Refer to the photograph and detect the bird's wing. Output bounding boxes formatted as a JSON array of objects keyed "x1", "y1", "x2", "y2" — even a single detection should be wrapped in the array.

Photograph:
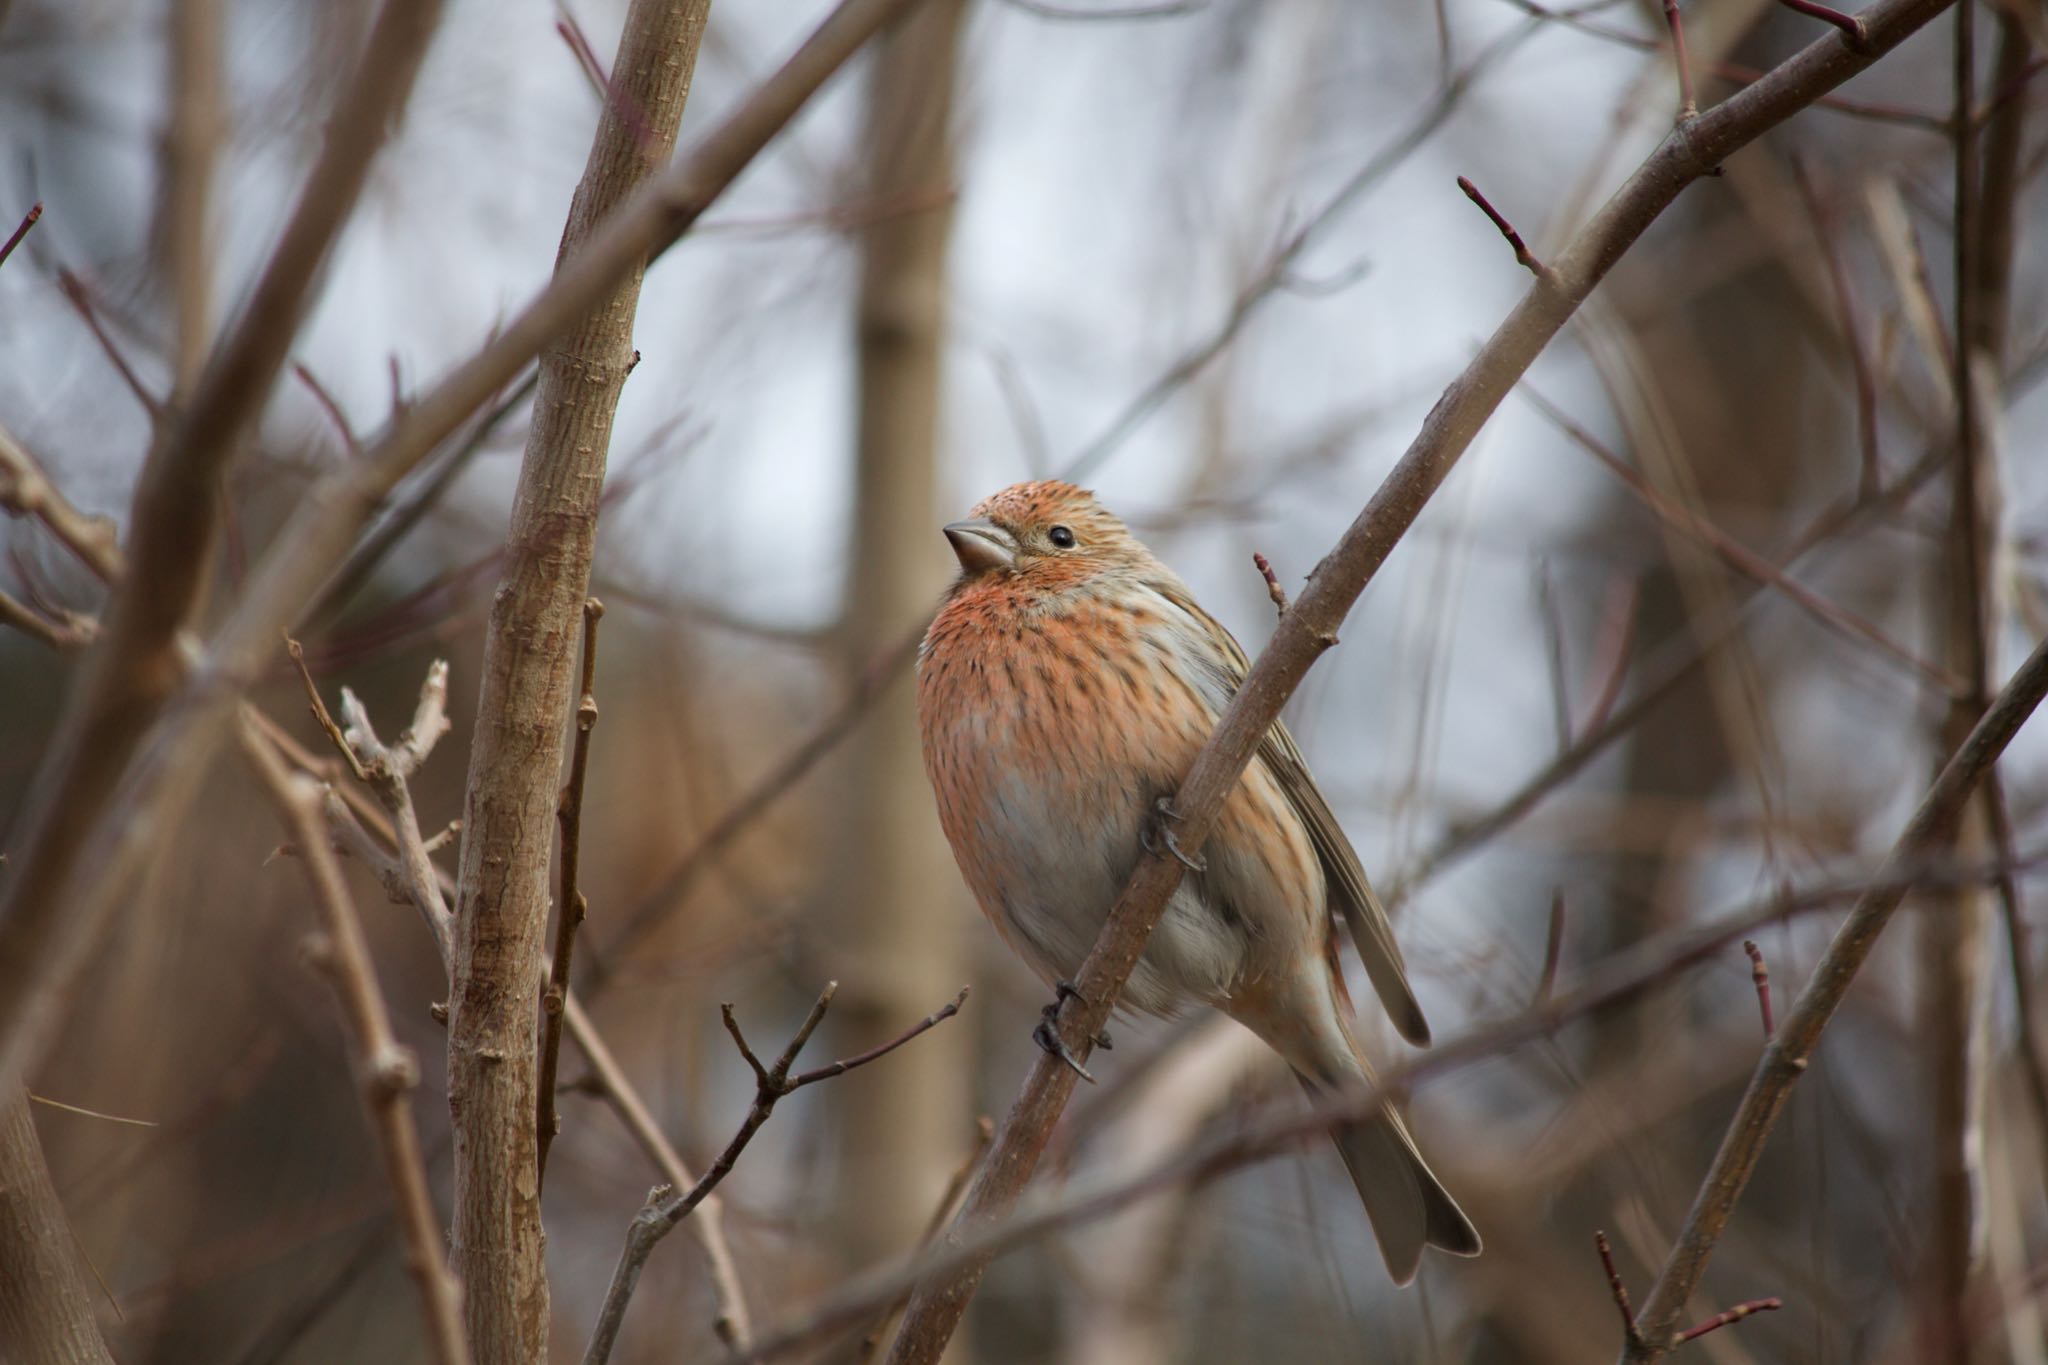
[{"x1": 1145, "y1": 575, "x2": 1431, "y2": 1046}]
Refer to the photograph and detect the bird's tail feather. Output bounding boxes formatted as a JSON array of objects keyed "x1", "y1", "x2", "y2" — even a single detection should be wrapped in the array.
[{"x1": 1295, "y1": 1071, "x2": 1481, "y2": 1284}]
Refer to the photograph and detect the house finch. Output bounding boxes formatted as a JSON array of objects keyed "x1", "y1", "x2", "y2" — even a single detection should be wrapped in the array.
[{"x1": 916, "y1": 480, "x2": 1479, "y2": 1284}]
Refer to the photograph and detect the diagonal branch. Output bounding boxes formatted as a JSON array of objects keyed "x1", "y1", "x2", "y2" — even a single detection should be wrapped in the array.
[{"x1": 881, "y1": 0, "x2": 1970, "y2": 1356}]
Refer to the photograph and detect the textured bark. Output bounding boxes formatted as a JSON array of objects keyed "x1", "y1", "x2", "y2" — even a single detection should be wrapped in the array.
[
  {"x1": 832, "y1": 0, "x2": 972, "y2": 1283},
  {"x1": 0, "y1": 1088, "x2": 112, "y2": 1365},
  {"x1": 447, "y1": 3, "x2": 710, "y2": 1360}
]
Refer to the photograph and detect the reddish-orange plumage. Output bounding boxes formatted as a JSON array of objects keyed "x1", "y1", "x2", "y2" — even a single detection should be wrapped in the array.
[{"x1": 916, "y1": 481, "x2": 1479, "y2": 1284}]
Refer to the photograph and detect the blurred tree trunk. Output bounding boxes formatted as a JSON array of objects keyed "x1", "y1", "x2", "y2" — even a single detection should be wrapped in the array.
[
  {"x1": 831, "y1": 0, "x2": 972, "y2": 1306},
  {"x1": 0, "y1": 1088, "x2": 111, "y2": 1364}
]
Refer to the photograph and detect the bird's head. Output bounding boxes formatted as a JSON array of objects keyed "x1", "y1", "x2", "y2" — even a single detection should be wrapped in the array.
[{"x1": 941, "y1": 481, "x2": 1143, "y2": 592}]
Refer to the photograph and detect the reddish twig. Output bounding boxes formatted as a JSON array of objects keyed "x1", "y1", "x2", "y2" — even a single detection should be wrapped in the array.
[
  {"x1": 537, "y1": 597, "x2": 604, "y2": 1192},
  {"x1": 1776, "y1": 0, "x2": 1870, "y2": 46},
  {"x1": 55, "y1": 269, "x2": 164, "y2": 419},
  {"x1": 1743, "y1": 939, "x2": 1774, "y2": 1037},
  {"x1": 582, "y1": 983, "x2": 970, "y2": 1365},
  {"x1": 0, "y1": 202, "x2": 42, "y2": 272},
  {"x1": 1596, "y1": 1230, "x2": 1643, "y2": 1348},
  {"x1": 1674, "y1": 1297, "x2": 1783, "y2": 1343},
  {"x1": 1520, "y1": 383, "x2": 1961, "y2": 693},
  {"x1": 292, "y1": 363, "x2": 364, "y2": 457},
  {"x1": 1252, "y1": 552, "x2": 1289, "y2": 616},
  {"x1": 1458, "y1": 175, "x2": 1549, "y2": 277},
  {"x1": 1661, "y1": 0, "x2": 1698, "y2": 120}
]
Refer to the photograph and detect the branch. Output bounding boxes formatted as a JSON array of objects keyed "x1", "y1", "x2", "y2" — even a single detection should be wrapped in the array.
[
  {"x1": 1458, "y1": 174, "x2": 1549, "y2": 277},
  {"x1": 1520, "y1": 383, "x2": 1958, "y2": 691},
  {"x1": 445, "y1": 2, "x2": 709, "y2": 1352},
  {"x1": 0, "y1": 0, "x2": 928, "y2": 1109},
  {"x1": 1742, "y1": 940, "x2": 1774, "y2": 1036},
  {"x1": 0, "y1": 0, "x2": 445, "y2": 1098},
  {"x1": 884, "y1": 0, "x2": 1964, "y2": 1355},
  {"x1": 732, "y1": 850, "x2": 2048, "y2": 1363},
  {"x1": 582, "y1": 984, "x2": 969, "y2": 1365},
  {"x1": 237, "y1": 717, "x2": 470, "y2": 1365},
  {"x1": 538, "y1": 597, "x2": 603, "y2": 1190},
  {"x1": 0, "y1": 201, "x2": 40, "y2": 272},
  {"x1": 0, "y1": 421, "x2": 126, "y2": 583},
  {"x1": 251, "y1": 707, "x2": 757, "y2": 1347},
  {"x1": 1625, "y1": 630, "x2": 2048, "y2": 1359}
]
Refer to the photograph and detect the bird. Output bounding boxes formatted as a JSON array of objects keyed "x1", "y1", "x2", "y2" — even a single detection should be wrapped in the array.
[{"x1": 915, "y1": 479, "x2": 1480, "y2": 1284}]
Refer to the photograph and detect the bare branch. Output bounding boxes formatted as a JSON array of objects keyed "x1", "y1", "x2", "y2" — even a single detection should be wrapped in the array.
[
  {"x1": 1742, "y1": 940, "x2": 1774, "y2": 1037},
  {"x1": 583, "y1": 984, "x2": 969, "y2": 1365},
  {"x1": 0, "y1": 422, "x2": 126, "y2": 584},
  {"x1": 1458, "y1": 174, "x2": 1549, "y2": 277},
  {"x1": 538, "y1": 597, "x2": 603, "y2": 1190},
  {"x1": 0, "y1": 0, "x2": 447, "y2": 1098},
  {"x1": 238, "y1": 719, "x2": 470, "y2": 1365},
  {"x1": 0, "y1": 201, "x2": 40, "y2": 272}
]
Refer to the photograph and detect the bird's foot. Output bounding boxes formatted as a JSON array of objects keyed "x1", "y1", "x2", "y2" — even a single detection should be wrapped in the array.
[
  {"x1": 1142, "y1": 797, "x2": 1207, "y2": 873},
  {"x1": 1033, "y1": 979, "x2": 1110, "y2": 1083}
]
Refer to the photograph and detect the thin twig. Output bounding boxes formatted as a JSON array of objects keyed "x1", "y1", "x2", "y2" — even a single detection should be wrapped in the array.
[
  {"x1": 1521, "y1": 382, "x2": 1960, "y2": 692},
  {"x1": 582, "y1": 983, "x2": 969, "y2": 1365},
  {"x1": 0, "y1": 202, "x2": 41, "y2": 271},
  {"x1": 538, "y1": 597, "x2": 605, "y2": 1191},
  {"x1": 1776, "y1": 0, "x2": 1870, "y2": 47},
  {"x1": 54, "y1": 270, "x2": 164, "y2": 419},
  {"x1": 1596, "y1": 1230, "x2": 1643, "y2": 1348},
  {"x1": 0, "y1": 589, "x2": 95, "y2": 650},
  {"x1": 1252, "y1": 552, "x2": 1289, "y2": 616},
  {"x1": 237, "y1": 718, "x2": 470, "y2": 1365},
  {"x1": 286, "y1": 636, "x2": 369, "y2": 783},
  {"x1": 1662, "y1": 0, "x2": 1698, "y2": 121},
  {"x1": 0, "y1": 422, "x2": 125, "y2": 584},
  {"x1": 1458, "y1": 175, "x2": 1549, "y2": 277},
  {"x1": 1673, "y1": 1297, "x2": 1783, "y2": 1343},
  {"x1": 1742, "y1": 939, "x2": 1774, "y2": 1037},
  {"x1": 856, "y1": 1117, "x2": 996, "y2": 1363},
  {"x1": 292, "y1": 363, "x2": 364, "y2": 457}
]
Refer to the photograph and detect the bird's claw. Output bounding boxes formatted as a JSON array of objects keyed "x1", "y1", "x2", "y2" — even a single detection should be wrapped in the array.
[
  {"x1": 1034, "y1": 980, "x2": 1109, "y2": 1081},
  {"x1": 1034, "y1": 1007, "x2": 1095, "y2": 1083},
  {"x1": 1143, "y1": 797, "x2": 1206, "y2": 873}
]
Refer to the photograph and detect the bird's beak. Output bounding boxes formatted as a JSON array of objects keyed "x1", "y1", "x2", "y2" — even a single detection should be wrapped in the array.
[{"x1": 943, "y1": 519, "x2": 1017, "y2": 575}]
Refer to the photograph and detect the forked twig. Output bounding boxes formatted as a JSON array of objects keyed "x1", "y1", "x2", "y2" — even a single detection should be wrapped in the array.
[{"x1": 582, "y1": 984, "x2": 970, "y2": 1365}]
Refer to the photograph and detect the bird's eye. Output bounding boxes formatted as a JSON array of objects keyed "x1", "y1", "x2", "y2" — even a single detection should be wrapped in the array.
[{"x1": 1048, "y1": 525, "x2": 1076, "y2": 549}]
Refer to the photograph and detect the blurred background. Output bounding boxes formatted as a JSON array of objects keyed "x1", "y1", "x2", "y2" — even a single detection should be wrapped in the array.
[{"x1": 3, "y1": 0, "x2": 2047, "y2": 1360}]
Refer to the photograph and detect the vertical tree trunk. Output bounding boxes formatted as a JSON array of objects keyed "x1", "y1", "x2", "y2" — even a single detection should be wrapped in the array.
[
  {"x1": 448, "y1": 5, "x2": 710, "y2": 1359},
  {"x1": 832, "y1": 0, "x2": 972, "y2": 1291},
  {"x1": 0, "y1": 1088, "x2": 112, "y2": 1365}
]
